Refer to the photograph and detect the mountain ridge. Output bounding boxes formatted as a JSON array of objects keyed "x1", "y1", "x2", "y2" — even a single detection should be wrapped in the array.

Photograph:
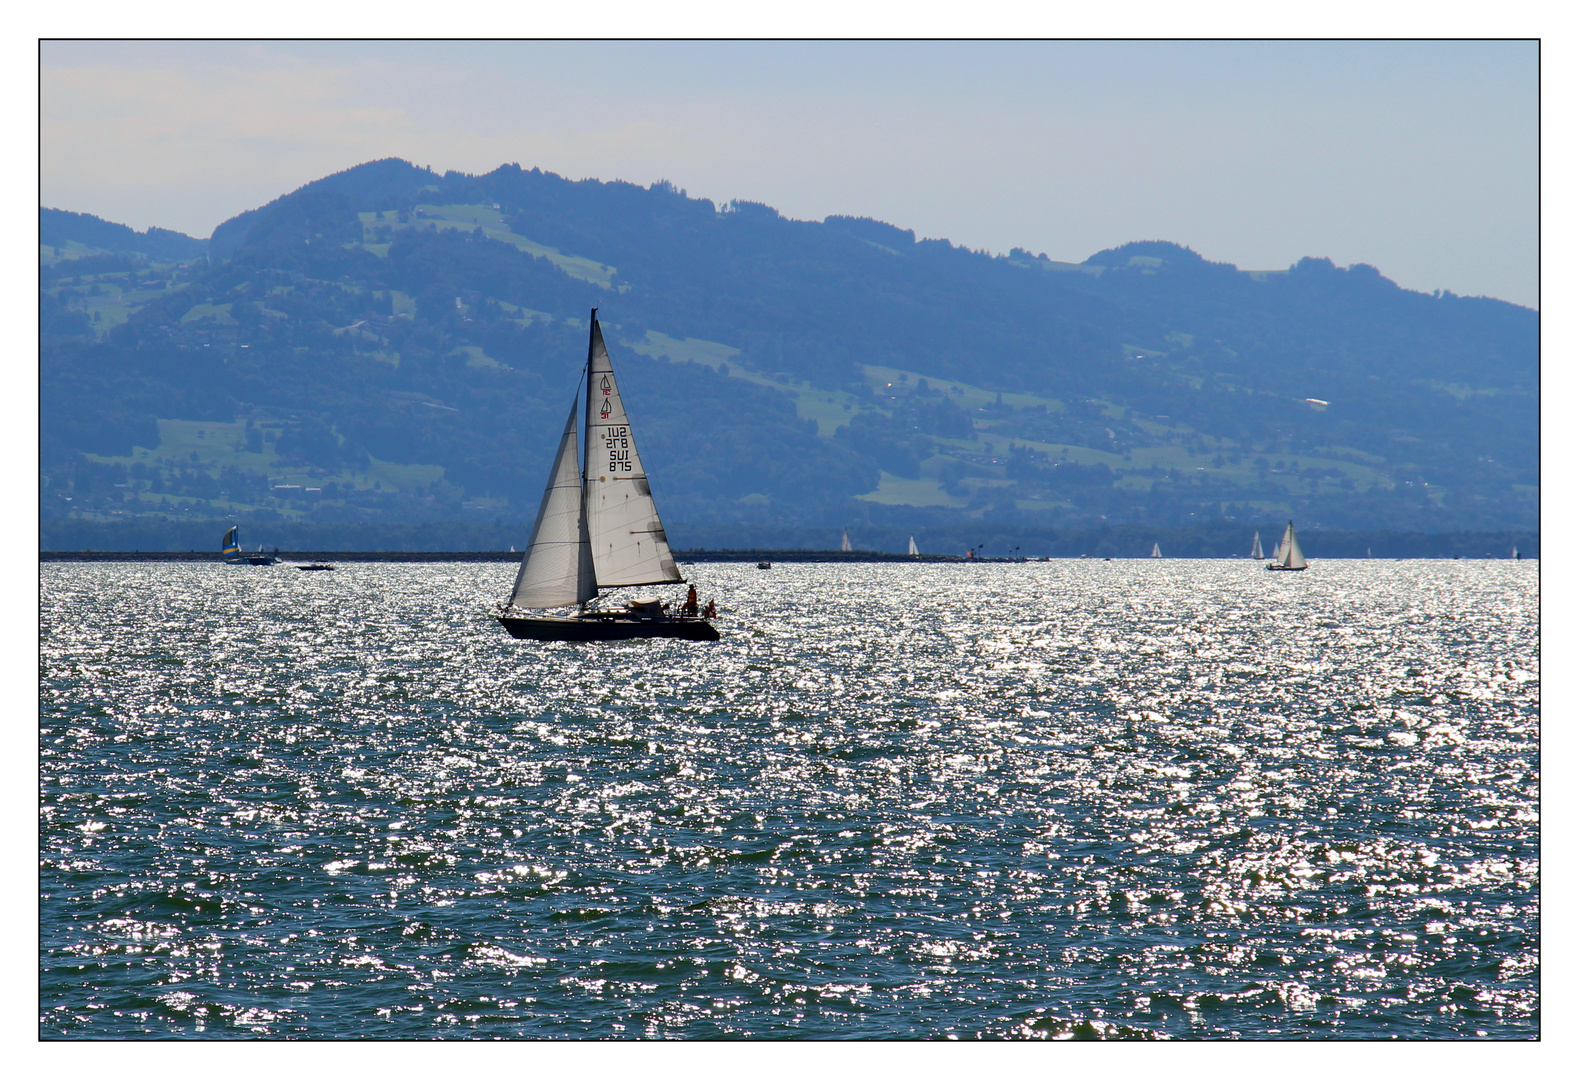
[{"x1": 40, "y1": 158, "x2": 1537, "y2": 543}]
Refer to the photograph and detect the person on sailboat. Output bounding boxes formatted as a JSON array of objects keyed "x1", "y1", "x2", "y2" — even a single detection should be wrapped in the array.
[
  {"x1": 683, "y1": 584, "x2": 699, "y2": 616},
  {"x1": 703, "y1": 598, "x2": 716, "y2": 619}
]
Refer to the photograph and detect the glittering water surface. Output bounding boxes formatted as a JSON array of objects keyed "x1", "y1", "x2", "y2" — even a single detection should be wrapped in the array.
[{"x1": 41, "y1": 560, "x2": 1537, "y2": 1039}]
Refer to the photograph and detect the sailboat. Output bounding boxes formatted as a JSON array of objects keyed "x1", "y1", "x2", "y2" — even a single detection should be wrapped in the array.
[
  {"x1": 496, "y1": 311, "x2": 718, "y2": 642},
  {"x1": 1266, "y1": 520, "x2": 1308, "y2": 571},
  {"x1": 221, "y1": 525, "x2": 277, "y2": 565},
  {"x1": 1150, "y1": 543, "x2": 1162, "y2": 558},
  {"x1": 841, "y1": 530, "x2": 852, "y2": 553},
  {"x1": 908, "y1": 536, "x2": 920, "y2": 557},
  {"x1": 1250, "y1": 531, "x2": 1264, "y2": 560}
]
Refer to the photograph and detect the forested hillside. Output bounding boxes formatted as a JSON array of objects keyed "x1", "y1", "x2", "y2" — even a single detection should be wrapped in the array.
[{"x1": 41, "y1": 158, "x2": 1537, "y2": 547}]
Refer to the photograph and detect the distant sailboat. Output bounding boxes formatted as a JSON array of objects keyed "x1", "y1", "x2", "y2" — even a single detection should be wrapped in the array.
[
  {"x1": 841, "y1": 530, "x2": 852, "y2": 553},
  {"x1": 1266, "y1": 520, "x2": 1308, "y2": 571},
  {"x1": 1512, "y1": 544, "x2": 1521, "y2": 560},
  {"x1": 1150, "y1": 543, "x2": 1162, "y2": 558},
  {"x1": 495, "y1": 310, "x2": 717, "y2": 642},
  {"x1": 1250, "y1": 531, "x2": 1264, "y2": 560},
  {"x1": 908, "y1": 536, "x2": 920, "y2": 557},
  {"x1": 221, "y1": 525, "x2": 277, "y2": 565}
]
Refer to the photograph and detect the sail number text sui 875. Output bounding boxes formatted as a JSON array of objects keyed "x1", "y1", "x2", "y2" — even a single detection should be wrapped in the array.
[{"x1": 604, "y1": 427, "x2": 633, "y2": 472}]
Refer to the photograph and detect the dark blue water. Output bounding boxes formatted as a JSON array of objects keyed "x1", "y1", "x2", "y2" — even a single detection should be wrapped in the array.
[{"x1": 40, "y1": 560, "x2": 1538, "y2": 1039}]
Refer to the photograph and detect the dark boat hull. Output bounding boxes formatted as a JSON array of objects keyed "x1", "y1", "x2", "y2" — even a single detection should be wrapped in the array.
[
  {"x1": 1266, "y1": 565, "x2": 1307, "y2": 571},
  {"x1": 497, "y1": 613, "x2": 720, "y2": 641}
]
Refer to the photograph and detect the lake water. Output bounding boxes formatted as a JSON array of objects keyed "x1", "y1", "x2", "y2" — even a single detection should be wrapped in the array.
[{"x1": 39, "y1": 559, "x2": 1538, "y2": 1039}]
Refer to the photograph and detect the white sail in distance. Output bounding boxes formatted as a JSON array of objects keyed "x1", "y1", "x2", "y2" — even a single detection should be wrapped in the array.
[
  {"x1": 508, "y1": 397, "x2": 597, "y2": 609},
  {"x1": 908, "y1": 536, "x2": 919, "y2": 556},
  {"x1": 583, "y1": 314, "x2": 682, "y2": 588},
  {"x1": 1151, "y1": 543, "x2": 1162, "y2": 558},
  {"x1": 1272, "y1": 521, "x2": 1307, "y2": 569},
  {"x1": 1250, "y1": 531, "x2": 1263, "y2": 560},
  {"x1": 841, "y1": 530, "x2": 852, "y2": 552}
]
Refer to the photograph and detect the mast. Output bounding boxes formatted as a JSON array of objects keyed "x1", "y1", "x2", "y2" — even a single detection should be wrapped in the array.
[{"x1": 581, "y1": 309, "x2": 594, "y2": 552}]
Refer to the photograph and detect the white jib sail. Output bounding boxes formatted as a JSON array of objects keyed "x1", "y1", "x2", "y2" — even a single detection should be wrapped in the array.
[
  {"x1": 1282, "y1": 523, "x2": 1307, "y2": 569},
  {"x1": 508, "y1": 397, "x2": 597, "y2": 609},
  {"x1": 1250, "y1": 531, "x2": 1263, "y2": 559},
  {"x1": 908, "y1": 536, "x2": 919, "y2": 556},
  {"x1": 583, "y1": 315, "x2": 682, "y2": 588}
]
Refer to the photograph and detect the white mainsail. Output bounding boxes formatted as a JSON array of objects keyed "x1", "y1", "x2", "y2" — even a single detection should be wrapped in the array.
[
  {"x1": 1150, "y1": 543, "x2": 1162, "y2": 558},
  {"x1": 1271, "y1": 520, "x2": 1307, "y2": 569},
  {"x1": 841, "y1": 530, "x2": 852, "y2": 552},
  {"x1": 583, "y1": 315, "x2": 682, "y2": 588},
  {"x1": 1250, "y1": 531, "x2": 1263, "y2": 560},
  {"x1": 508, "y1": 398, "x2": 597, "y2": 609},
  {"x1": 908, "y1": 536, "x2": 919, "y2": 556}
]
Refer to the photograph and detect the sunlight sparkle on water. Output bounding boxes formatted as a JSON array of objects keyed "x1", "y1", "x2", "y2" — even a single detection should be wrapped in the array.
[{"x1": 41, "y1": 560, "x2": 1537, "y2": 1038}]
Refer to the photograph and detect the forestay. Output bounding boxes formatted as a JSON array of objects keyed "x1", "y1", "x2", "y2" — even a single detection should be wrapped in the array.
[
  {"x1": 508, "y1": 399, "x2": 598, "y2": 608},
  {"x1": 583, "y1": 317, "x2": 682, "y2": 587}
]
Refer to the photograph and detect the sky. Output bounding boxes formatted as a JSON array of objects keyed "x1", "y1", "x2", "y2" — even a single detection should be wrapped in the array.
[{"x1": 40, "y1": 40, "x2": 1538, "y2": 307}]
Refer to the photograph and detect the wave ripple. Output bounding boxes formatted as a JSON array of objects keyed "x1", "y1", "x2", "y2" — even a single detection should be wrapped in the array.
[{"x1": 40, "y1": 560, "x2": 1538, "y2": 1039}]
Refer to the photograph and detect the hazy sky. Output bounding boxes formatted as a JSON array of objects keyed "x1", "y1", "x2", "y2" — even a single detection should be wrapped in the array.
[{"x1": 40, "y1": 40, "x2": 1538, "y2": 307}]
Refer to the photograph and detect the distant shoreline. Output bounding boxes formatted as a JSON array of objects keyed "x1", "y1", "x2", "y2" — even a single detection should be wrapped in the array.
[
  {"x1": 37, "y1": 549, "x2": 964, "y2": 564},
  {"x1": 39, "y1": 550, "x2": 1533, "y2": 564}
]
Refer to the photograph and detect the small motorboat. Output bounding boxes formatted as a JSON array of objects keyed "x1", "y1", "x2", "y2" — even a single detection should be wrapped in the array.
[
  {"x1": 756, "y1": 561, "x2": 772, "y2": 570},
  {"x1": 297, "y1": 563, "x2": 336, "y2": 571}
]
